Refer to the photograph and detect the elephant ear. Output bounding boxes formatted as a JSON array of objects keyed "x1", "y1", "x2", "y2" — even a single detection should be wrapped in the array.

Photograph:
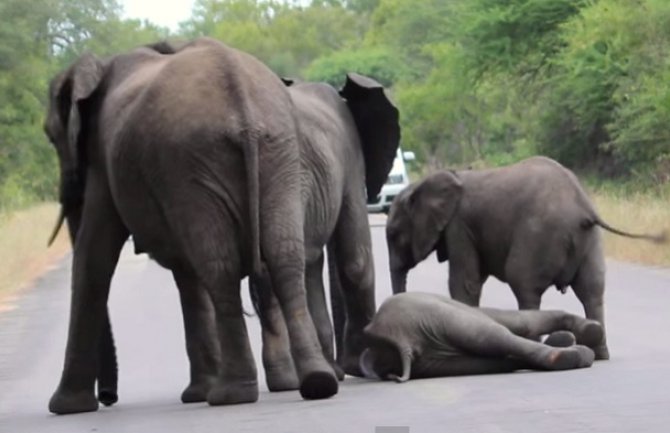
[
  {"x1": 46, "y1": 53, "x2": 104, "y2": 246},
  {"x1": 407, "y1": 171, "x2": 463, "y2": 263},
  {"x1": 56, "y1": 53, "x2": 105, "y2": 179},
  {"x1": 339, "y1": 73, "x2": 401, "y2": 202}
]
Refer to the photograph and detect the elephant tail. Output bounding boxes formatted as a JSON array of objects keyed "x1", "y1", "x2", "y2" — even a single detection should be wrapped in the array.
[
  {"x1": 583, "y1": 217, "x2": 667, "y2": 244},
  {"x1": 243, "y1": 128, "x2": 278, "y2": 334}
]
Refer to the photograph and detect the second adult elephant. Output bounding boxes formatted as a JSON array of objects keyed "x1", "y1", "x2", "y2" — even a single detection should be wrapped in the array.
[
  {"x1": 386, "y1": 156, "x2": 665, "y2": 360},
  {"x1": 253, "y1": 75, "x2": 401, "y2": 388}
]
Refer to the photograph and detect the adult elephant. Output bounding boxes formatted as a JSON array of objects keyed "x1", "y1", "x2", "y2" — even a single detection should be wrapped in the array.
[
  {"x1": 250, "y1": 75, "x2": 401, "y2": 389},
  {"x1": 385, "y1": 156, "x2": 665, "y2": 360},
  {"x1": 359, "y1": 292, "x2": 603, "y2": 381},
  {"x1": 42, "y1": 37, "x2": 399, "y2": 415}
]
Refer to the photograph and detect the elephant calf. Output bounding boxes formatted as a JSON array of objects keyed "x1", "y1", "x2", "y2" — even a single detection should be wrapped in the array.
[
  {"x1": 360, "y1": 293, "x2": 603, "y2": 382},
  {"x1": 386, "y1": 156, "x2": 666, "y2": 360}
]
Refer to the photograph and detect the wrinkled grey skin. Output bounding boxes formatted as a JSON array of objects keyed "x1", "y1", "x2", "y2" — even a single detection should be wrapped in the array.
[
  {"x1": 360, "y1": 292, "x2": 603, "y2": 381},
  {"x1": 250, "y1": 77, "x2": 401, "y2": 388},
  {"x1": 42, "y1": 38, "x2": 399, "y2": 415},
  {"x1": 387, "y1": 156, "x2": 665, "y2": 361}
]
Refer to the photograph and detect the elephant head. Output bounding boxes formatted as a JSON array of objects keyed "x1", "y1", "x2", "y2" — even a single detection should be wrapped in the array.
[
  {"x1": 43, "y1": 53, "x2": 121, "y2": 407},
  {"x1": 386, "y1": 171, "x2": 463, "y2": 294},
  {"x1": 359, "y1": 312, "x2": 414, "y2": 382},
  {"x1": 44, "y1": 52, "x2": 105, "y2": 245}
]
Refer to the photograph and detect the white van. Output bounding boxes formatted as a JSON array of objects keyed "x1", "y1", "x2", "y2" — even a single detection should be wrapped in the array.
[{"x1": 367, "y1": 148, "x2": 415, "y2": 213}]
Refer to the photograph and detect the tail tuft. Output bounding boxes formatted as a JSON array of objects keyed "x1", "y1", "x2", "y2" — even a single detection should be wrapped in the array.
[
  {"x1": 248, "y1": 262, "x2": 279, "y2": 335},
  {"x1": 652, "y1": 230, "x2": 668, "y2": 244}
]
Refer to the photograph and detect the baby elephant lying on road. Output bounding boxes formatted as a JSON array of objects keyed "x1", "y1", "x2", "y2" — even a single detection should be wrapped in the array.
[{"x1": 360, "y1": 293, "x2": 603, "y2": 382}]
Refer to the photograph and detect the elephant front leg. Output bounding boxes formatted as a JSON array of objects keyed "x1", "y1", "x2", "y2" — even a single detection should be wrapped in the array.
[
  {"x1": 49, "y1": 182, "x2": 128, "y2": 414},
  {"x1": 447, "y1": 230, "x2": 484, "y2": 307},
  {"x1": 173, "y1": 270, "x2": 221, "y2": 403}
]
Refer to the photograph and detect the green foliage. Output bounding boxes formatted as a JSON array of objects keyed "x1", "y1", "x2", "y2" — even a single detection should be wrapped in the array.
[
  {"x1": 390, "y1": 0, "x2": 670, "y2": 182},
  {"x1": 365, "y1": 0, "x2": 451, "y2": 75},
  {"x1": 182, "y1": 0, "x2": 366, "y2": 76},
  {"x1": 304, "y1": 47, "x2": 405, "y2": 87},
  {"x1": 0, "y1": 0, "x2": 167, "y2": 211},
  {"x1": 3, "y1": 0, "x2": 670, "y2": 212},
  {"x1": 458, "y1": 0, "x2": 586, "y2": 76}
]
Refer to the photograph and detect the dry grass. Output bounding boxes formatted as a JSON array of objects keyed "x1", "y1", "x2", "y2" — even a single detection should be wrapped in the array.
[
  {"x1": 0, "y1": 193, "x2": 667, "y2": 309},
  {"x1": 0, "y1": 203, "x2": 71, "y2": 305},
  {"x1": 593, "y1": 191, "x2": 670, "y2": 267}
]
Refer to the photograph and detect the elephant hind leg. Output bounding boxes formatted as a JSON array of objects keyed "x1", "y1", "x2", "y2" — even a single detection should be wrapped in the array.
[
  {"x1": 455, "y1": 316, "x2": 594, "y2": 371},
  {"x1": 543, "y1": 331, "x2": 576, "y2": 347},
  {"x1": 328, "y1": 191, "x2": 376, "y2": 377},
  {"x1": 172, "y1": 269, "x2": 221, "y2": 403},
  {"x1": 305, "y1": 251, "x2": 343, "y2": 380},
  {"x1": 256, "y1": 278, "x2": 299, "y2": 392},
  {"x1": 545, "y1": 345, "x2": 595, "y2": 370},
  {"x1": 571, "y1": 246, "x2": 608, "y2": 360},
  {"x1": 411, "y1": 355, "x2": 526, "y2": 378},
  {"x1": 480, "y1": 308, "x2": 603, "y2": 347},
  {"x1": 327, "y1": 246, "x2": 346, "y2": 373},
  {"x1": 199, "y1": 258, "x2": 259, "y2": 406},
  {"x1": 259, "y1": 190, "x2": 337, "y2": 399}
]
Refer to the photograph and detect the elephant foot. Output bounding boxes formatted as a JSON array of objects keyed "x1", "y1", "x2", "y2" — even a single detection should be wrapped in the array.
[
  {"x1": 543, "y1": 331, "x2": 576, "y2": 348},
  {"x1": 576, "y1": 320, "x2": 605, "y2": 348},
  {"x1": 339, "y1": 354, "x2": 364, "y2": 377},
  {"x1": 49, "y1": 388, "x2": 99, "y2": 415},
  {"x1": 206, "y1": 380, "x2": 258, "y2": 406},
  {"x1": 546, "y1": 345, "x2": 595, "y2": 370},
  {"x1": 593, "y1": 345, "x2": 610, "y2": 361},
  {"x1": 265, "y1": 367, "x2": 299, "y2": 392},
  {"x1": 181, "y1": 377, "x2": 216, "y2": 403},
  {"x1": 97, "y1": 388, "x2": 118, "y2": 407},
  {"x1": 338, "y1": 331, "x2": 368, "y2": 377},
  {"x1": 299, "y1": 370, "x2": 338, "y2": 400},
  {"x1": 331, "y1": 360, "x2": 345, "y2": 381}
]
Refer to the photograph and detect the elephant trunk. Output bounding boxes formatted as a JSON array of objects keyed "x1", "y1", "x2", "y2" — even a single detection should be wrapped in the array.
[
  {"x1": 389, "y1": 348, "x2": 412, "y2": 383},
  {"x1": 358, "y1": 348, "x2": 378, "y2": 379},
  {"x1": 391, "y1": 268, "x2": 408, "y2": 294}
]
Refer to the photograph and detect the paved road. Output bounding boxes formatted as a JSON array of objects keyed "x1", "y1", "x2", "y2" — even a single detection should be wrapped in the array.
[{"x1": 1, "y1": 214, "x2": 669, "y2": 432}]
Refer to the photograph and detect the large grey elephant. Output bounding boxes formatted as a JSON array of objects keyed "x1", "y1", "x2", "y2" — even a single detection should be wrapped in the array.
[
  {"x1": 386, "y1": 156, "x2": 665, "y2": 360},
  {"x1": 360, "y1": 292, "x2": 602, "y2": 381},
  {"x1": 43, "y1": 37, "x2": 398, "y2": 414},
  {"x1": 251, "y1": 75, "x2": 400, "y2": 389}
]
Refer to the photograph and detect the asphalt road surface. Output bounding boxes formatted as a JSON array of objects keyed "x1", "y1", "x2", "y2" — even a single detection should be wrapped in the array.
[{"x1": 1, "y1": 214, "x2": 669, "y2": 433}]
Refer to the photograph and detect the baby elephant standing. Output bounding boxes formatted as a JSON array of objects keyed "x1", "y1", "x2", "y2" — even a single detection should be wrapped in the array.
[
  {"x1": 360, "y1": 293, "x2": 603, "y2": 382},
  {"x1": 386, "y1": 156, "x2": 665, "y2": 360}
]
